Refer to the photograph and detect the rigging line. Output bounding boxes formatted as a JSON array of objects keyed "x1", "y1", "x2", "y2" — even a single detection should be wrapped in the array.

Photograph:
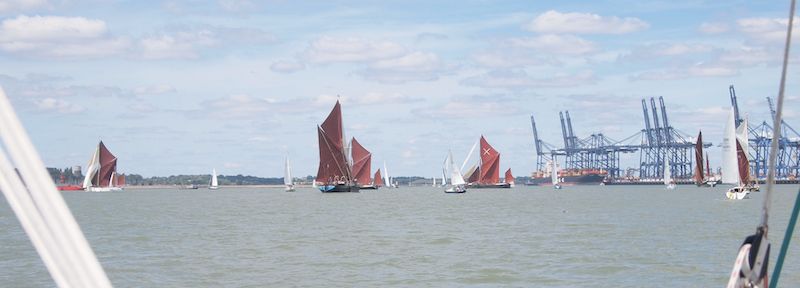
[
  {"x1": 769, "y1": 2, "x2": 797, "y2": 286},
  {"x1": 760, "y1": 0, "x2": 795, "y2": 232}
]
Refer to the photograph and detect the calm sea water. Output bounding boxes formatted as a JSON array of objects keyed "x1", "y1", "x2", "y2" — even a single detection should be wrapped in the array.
[{"x1": 2, "y1": 185, "x2": 800, "y2": 287}]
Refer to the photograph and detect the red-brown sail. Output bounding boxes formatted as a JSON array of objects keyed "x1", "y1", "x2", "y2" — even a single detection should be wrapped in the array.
[
  {"x1": 374, "y1": 169, "x2": 383, "y2": 186},
  {"x1": 316, "y1": 101, "x2": 352, "y2": 184},
  {"x1": 94, "y1": 141, "x2": 117, "y2": 187},
  {"x1": 479, "y1": 135, "x2": 500, "y2": 184},
  {"x1": 351, "y1": 137, "x2": 372, "y2": 185},
  {"x1": 736, "y1": 139, "x2": 749, "y2": 185},
  {"x1": 504, "y1": 168, "x2": 514, "y2": 183},
  {"x1": 118, "y1": 173, "x2": 125, "y2": 186},
  {"x1": 694, "y1": 131, "x2": 704, "y2": 183}
]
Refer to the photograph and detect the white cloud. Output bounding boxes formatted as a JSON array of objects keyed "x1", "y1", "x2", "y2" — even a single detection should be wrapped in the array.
[
  {"x1": 0, "y1": 15, "x2": 130, "y2": 60},
  {"x1": 349, "y1": 124, "x2": 375, "y2": 130},
  {"x1": 351, "y1": 92, "x2": 422, "y2": 105},
  {"x1": 138, "y1": 35, "x2": 198, "y2": 60},
  {"x1": 717, "y1": 47, "x2": 784, "y2": 67},
  {"x1": 460, "y1": 69, "x2": 598, "y2": 89},
  {"x1": 522, "y1": 10, "x2": 649, "y2": 34},
  {"x1": 247, "y1": 136, "x2": 273, "y2": 142},
  {"x1": 736, "y1": 17, "x2": 800, "y2": 45},
  {"x1": 10, "y1": 85, "x2": 121, "y2": 97},
  {"x1": 0, "y1": 0, "x2": 52, "y2": 13},
  {"x1": 219, "y1": 0, "x2": 257, "y2": 13},
  {"x1": 131, "y1": 84, "x2": 176, "y2": 95},
  {"x1": 358, "y1": 51, "x2": 449, "y2": 83},
  {"x1": 270, "y1": 61, "x2": 305, "y2": 73},
  {"x1": 696, "y1": 22, "x2": 730, "y2": 35},
  {"x1": 224, "y1": 162, "x2": 242, "y2": 168},
  {"x1": 470, "y1": 49, "x2": 556, "y2": 68},
  {"x1": 136, "y1": 25, "x2": 276, "y2": 60},
  {"x1": 34, "y1": 98, "x2": 85, "y2": 114},
  {"x1": 412, "y1": 96, "x2": 519, "y2": 118},
  {"x1": 369, "y1": 51, "x2": 442, "y2": 72},
  {"x1": 507, "y1": 35, "x2": 602, "y2": 55},
  {"x1": 128, "y1": 103, "x2": 158, "y2": 112},
  {"x1": 629, "y1": 64, "x2": 739, "y2": 81},
  {"x1": 195, "y1": 94, "x2": 273, "y2": 119},
  {"x1": 619, "y1": 43, "x2": 714, "y2": 62},
  {"x1": 299, "y1": 36, "x2": 407, "y2": 64}
]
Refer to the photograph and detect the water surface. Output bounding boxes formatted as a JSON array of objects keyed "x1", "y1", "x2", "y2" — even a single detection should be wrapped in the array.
[{"x1": 2, "y1": 185, "x2": 800, "y2": 287}]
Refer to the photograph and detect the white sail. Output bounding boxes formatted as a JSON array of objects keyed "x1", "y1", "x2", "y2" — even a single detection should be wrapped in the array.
[
  {"x1": 82, "y1": 144, "x2": 101, "y2": 188},
  {"x1": 384, "y1": 161, "x2": 391, "y2": 188},
  {"x1": 664, "y1": 155, "x2": 672, "y2": 185},
  {"x1": 210, "y1": 168, "x2": 218, "y2": 188},
  {"x1": 460, "y1": 139, "x2": 479, "y2": 172},
  {"x1": 462, "y1": 161, "x2": 478, "y2": 181},
  {"x1": 448, "y1": 150, "x2": 466, "y2": 186},
  {"x1": 284, "y1": 155, "x2": 293, "y2": 186},
  {"x1": 550, "y1": 160, "x2": 559, "y2": 186},
  {"x1": 721, "y1": 107, "x2": 739, "y2": 184},
  {"x1": 284, "y1": 155, "x2": 294, "y2": 191},
  {"x1": 735, "y1": 116, "x2": 749, "y2": 179}
]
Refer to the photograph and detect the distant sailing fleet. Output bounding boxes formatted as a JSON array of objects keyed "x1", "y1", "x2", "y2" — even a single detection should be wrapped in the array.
[{"x1": 61, "y1": 100, "x2": 759, "y2": 197}]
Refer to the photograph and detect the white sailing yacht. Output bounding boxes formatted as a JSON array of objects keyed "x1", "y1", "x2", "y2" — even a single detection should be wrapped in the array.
[
  {"x1": 665, "y1": 155, "x2": 676, "y2": 189},
  {"x1": 209, "y1": 168, "x2": 219, "y2": 190},
  {"x1": 383, "y1": 161, "x2": 393, "y2": 188},
  {"x1": 722, "y1": 108, "x2": 749, "y2": 200},
  {"x1": 285, "y1": 155, "x2": 295, "y2": 192},
  {"x1": 443, "y1": 150, "x2": 466, "y2": 193},
  {"x1": 551, "y1": 156, "x2": 561, "y2": 189}
]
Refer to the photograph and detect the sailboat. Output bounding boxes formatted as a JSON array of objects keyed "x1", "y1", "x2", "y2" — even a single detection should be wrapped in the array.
[
  {"x1": 209, "y1": 168, "x2": 219, "y2": 190},
  {"x1": 383, "y1": 161, "x2": 394, "y2": 189},
  {"x1": 694, "y1": 131, "x2": 713, "y2": 187},
  {"x1": 443, "y1": 150, "x2": 466, "y2": 193},
  {"x1": 465, "y1": 135, "x2": 511, "y2": 188},
  {"x1": 722, "y1": 107, "x2": 749, "y2": 200},
  {"x1": 504, "y1": 168, "x2": 515, "y2": 188},
  {"x1": 316, "y1": 100, "x2": 359, "y2": 192},
  {"x1": 284, "y1": 156, "x2": 294, "y2": 192},
  {"x1": 551, "y1": 156, "x2": 561, "y2": 189},
  {"x1": 373, "y1": 168, "x2": 383, "y2": 188},
  {"x1": 82, "y1": 141, "x2": 123, "y2": 192},
  {"x1": 664, "y1": 154, "x2": 676, "y2": 189},
  {"x1": 351, "y1": 138, "x2": 377, "y2": 189}
]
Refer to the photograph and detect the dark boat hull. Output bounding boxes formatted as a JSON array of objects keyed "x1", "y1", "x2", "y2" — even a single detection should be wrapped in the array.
[
  {"x1": 468, "y1": 183, "x2": 511, "y2": 189},
  {"x1": 531, "y1": 174, "x2": 605, "y2": 186},
  {"x1": 319, "y1": 183, "x2": 360, "y2": 193}
]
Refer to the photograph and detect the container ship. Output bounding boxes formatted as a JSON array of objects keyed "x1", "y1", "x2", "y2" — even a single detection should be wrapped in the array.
[{"x1": 530, "y1": 168, "x2": 607, "y2": 186}]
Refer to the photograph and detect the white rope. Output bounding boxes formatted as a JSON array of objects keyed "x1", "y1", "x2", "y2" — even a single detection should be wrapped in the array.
[{"x1": 0, "y1": 85, "x2": 112, "y2": 287}]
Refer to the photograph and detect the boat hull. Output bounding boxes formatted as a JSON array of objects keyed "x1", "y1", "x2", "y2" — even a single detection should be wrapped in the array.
[
  {"x1": 444, "y1": 185, "x2": 466, "y2": 193},
  {"x1": 319, "y1": 183, "x2": 360, "y2": 193},
  {"x1": 57, "y1": 185, "x2": 83, "y2": 191},
  {"x1": 86, "y1": 186, "x2": 123, "y2": 192},
  {"x1": 726, "y1": 187, "x2": 750, "y2": 200},
  {"x1": 468, "y1": 183, "x2": 511, "y2": 189},
  {"x1": 359, "y1": 185, "x2": 379, "y2": 190},
  {"x1": 531, "y1": 173, "x2": 605, "y2": 186}
]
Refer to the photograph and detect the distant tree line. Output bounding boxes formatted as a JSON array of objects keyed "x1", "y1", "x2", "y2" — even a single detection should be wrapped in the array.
[
  {"x1": 47, "y1": 167, "x2": 83, "y2": 185},
  {"x1": 47, "y1": 167, "x2": 502, "y2": 187},
  {"x1": 127, "y1": 174, "x2": 286, "y2": 186}
]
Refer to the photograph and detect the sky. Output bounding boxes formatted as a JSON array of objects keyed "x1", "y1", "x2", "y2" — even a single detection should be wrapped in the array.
[{"x1": 1, "y1": 0, "x2": 799, "y2": 179}]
